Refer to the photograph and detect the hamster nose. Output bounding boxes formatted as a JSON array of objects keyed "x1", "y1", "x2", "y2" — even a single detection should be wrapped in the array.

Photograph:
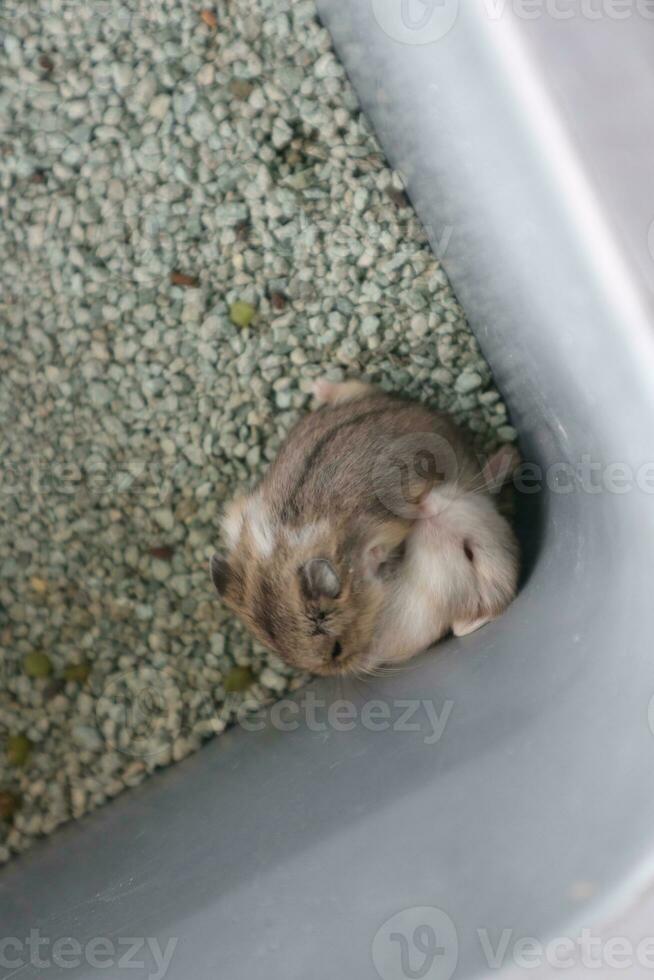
[{"x1": 330, "y1": 641, "x2": 343, "y2": 661}]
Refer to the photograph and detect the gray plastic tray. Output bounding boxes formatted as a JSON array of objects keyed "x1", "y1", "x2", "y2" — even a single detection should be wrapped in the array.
[{"x1": 3, "y1": 3, "x2": 654, "y2": 978}]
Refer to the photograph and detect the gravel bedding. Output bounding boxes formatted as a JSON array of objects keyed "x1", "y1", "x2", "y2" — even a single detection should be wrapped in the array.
[{"x1": 0, "y1": 0, "x2": 516, "y2": 863}]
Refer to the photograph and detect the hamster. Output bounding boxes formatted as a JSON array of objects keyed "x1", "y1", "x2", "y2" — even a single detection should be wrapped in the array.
[{"x1": 210, "y1": 378, "x2": 519, "y2": 676}]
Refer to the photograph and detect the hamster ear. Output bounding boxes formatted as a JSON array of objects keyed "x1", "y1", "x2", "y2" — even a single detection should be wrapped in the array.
[
  {"x1": 452, "y1": 616, "x2": 492, "y2": 637},
  {"x1": 210, "y1": 553, "x2": 231, "y2": 597},
  {"x1": 301, "y1": 559, "x2": 341, "y2": 600},
  {"x1": 221, "y1": 494, "x2": 248, "y2": 549}
]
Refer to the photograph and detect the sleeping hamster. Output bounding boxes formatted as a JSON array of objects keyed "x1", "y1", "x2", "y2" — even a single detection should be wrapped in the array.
[{"x1": 210, "y1": 379, "x2": 519, "y2": 676}]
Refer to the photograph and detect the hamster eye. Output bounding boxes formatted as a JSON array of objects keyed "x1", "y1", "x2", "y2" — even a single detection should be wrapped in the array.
[
  {"x1": 330, "y1": 641, "x2": 343, "y2": 661},
  {"x1": 463, "y1": 541, "x2": 474, "y2": 563}
]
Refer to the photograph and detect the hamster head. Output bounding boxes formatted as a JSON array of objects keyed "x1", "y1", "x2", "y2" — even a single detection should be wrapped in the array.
[
  {"x1": 366, "y1": 482, "x2": 520, "y2": 670},
  {"x1": 414, "y1": 486, "x2": 519, "y2": 635},
  {"x1": 210, "y1": 494, "x2": 409, "y2": 676}
]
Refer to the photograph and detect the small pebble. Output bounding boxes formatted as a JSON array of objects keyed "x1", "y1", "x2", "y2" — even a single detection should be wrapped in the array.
[
  {"x1": 153, "y1": 509, "x2": 175, "y2": 532},
  {"x1": 72, "y1": 725, "x2": 104, "y2": 752},
  {"x1": 456, "y1": 371, "x2": 483, "y2": 394},
  {"x1": 152, "y1": 559, "x2": 171, "y2": 582},
  {"x1": 150, "y1": 546, "x2": 174, "y2": 560},
  {"x1": 260, "y1": 668, "x2": 287, "y2": 693},
  {"x1": 0, "y1": 792, "x2": 20, "y2": 822},
  {"x1": 269, "y1": 291, "x2": 287, "y2": 311},
  {"x1": 229, "y1": 301, "x2": 256, "y2": 328},
  {"x1": 229, "y1": 79, "x2": 254, "y2": 101},
  {"x1": 149, "y1": 94, "x2": 170, "y2": 120},
  {"x1": 6, "y1": 735, "x2": 32, "y2": 767},
  {"x1": 170, "y1": 271, "x2": 200, "y2": 288},
  {"x1": 224, "y1": 666, "x2": 256, "y2": 693},
  {"x1": 200, "y1": 9, "x2": 218, "y2": 28},
  {"x1": 23, "y1": 652, "x2": 53, "y2": 679},
  {"x1": 63, "y1": 663, "x2": 91, "y2": 683},
  {"x1": 498, "y1": 425, "x2": 518, "y2": 442}
]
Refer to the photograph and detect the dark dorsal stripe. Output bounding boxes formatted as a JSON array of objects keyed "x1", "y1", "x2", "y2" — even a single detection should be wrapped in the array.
[
  {"x1": 281, "y1": 406, "x2": 395, "y2": 521},
  {"x1": 253, "y1": 574, "x2": 279, "y2": 642}
]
